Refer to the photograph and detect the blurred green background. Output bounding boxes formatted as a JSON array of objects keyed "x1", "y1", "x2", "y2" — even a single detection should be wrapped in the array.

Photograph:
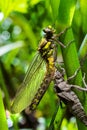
[{"x1": 0, "y1": 0, "x2": 87, "y2": 130}]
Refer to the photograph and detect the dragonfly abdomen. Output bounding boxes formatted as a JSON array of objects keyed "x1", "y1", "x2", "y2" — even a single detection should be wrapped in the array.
[{"x1": 28, "y1": 72, "x2": 53, "y2": 112}]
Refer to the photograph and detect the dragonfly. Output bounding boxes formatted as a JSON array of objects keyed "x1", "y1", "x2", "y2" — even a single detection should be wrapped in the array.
[{"x1": 11, "y1": 26, "x2": 65, "y2": 113}]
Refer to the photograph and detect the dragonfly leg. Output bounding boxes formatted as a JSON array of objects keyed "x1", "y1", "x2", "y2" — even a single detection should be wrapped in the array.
[
  {"x1": 56, "y1": 64, "x2": 65, "y2": 76},
  {"x1": 67, "y1": 67, "x2": 81, "y2": 82},
  {"x1": 68, "y1": 71, "x2": 87, "y2": 91},
  {"x1": 70, "y1": 84, "x2": 87, "y2": 91},
  {"x1": 55, "y1": 26, "x2": 71, "y2": 37},
  {"x1": 65, "y1": 40, "x2": 75, "y2": 48},
  {"x1": 57, "y1": 39, "x2": 75, "y2": 48},
  {"x1": 53, "y1": 27, "x2": 74, "y2": 48},
  {"x1": 83, "y1": 73, "x2": 87, "y2": 88},
  {"x1": 70, "y1": 73, "x2": 87, "y2": 91},
  {"x1": 57, "y1": 40, "x2": 67, "y2": 48}
]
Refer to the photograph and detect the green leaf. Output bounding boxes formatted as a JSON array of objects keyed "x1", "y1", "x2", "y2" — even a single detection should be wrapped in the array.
[
  {"x1": 61, "y1": 28, "x2": 82, "y2": 87},
  {"x1": 61, "y1": 27, "x2": 87, "y2": 130},
  {"x1": 29, "y1": 0, "x2": 42, "y2": 6},
  {"x1": 78, "y1": 34, "x2": 87, "y2": 60},
  {"x1": 57, "y1": 0, "x2": 77, "y2": 27},
  {"x1": 10, "y1": 13, "x2": 37, "y2": 50},
  {"x1": 80, "y1": 0, "x2": 87, "y2": 33},
  {"x1": 0, "y1": 41, "x2": 24, "y2": 56},
  {"x1": 78, "y1": 35, "x2": 87, "y2": 89},
  {"x1": 0, "y1": 41, "x2": 24, "y2": 70},
  {"x1": 0, "y1": 90, "x2": 8, "y2": 130},
  {"x1": 0, "y1": 68, "x2": 10, "y2": 110},
  {"x1": 10, "y1": 114, "x2": 19, "y2": 130},
  {"x1": 54, "y1": 104, "x2": 66, "y2": 130},
  {"x1": 0, "y1": 0, "x2": 28, "y2": 18},
  {"x1": 50, "y1": 0, "x2": 60, "y2": 23}
]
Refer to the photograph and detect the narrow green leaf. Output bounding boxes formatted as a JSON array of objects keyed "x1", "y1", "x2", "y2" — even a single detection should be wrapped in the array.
[
  {"x1": 61, "y1": 28, "x2": 82, "y2": 87},
  {"x1": 0, "y1": 89, "x2": 8, "y2": 130},
  {"x1": 50, "y1": 0, "x2": 60, "y2": 23},
  {"x1": 0, "y1": 41, "x2": 24, "y2": 56},
  {"x1": 29, "y1": 0, "x2": 42, "y2": 6},
  {"x1": 0, "y1": 0, "x2": 28, "y2": 18},
  {"x1": 78, "y1": 34, "x2": 87, "y2": 60},
  {"x1": 80, "y1": 0, "x2": 87, "y2": 33},
  {"x1": 54, "y1": 104, "x2": 66, "y2": 130},
  {"x1": 11, "y1": 114, "x2": 19, "y2": 130},
  {"x1": 61, "y1": 27, "x2": 87, "y2": 130},
  {"x1": 57, "y1": 0, "x2": 77, "y2": 27},
  {"x1": 48, "y1": 102, "x2": 60, "y2": 130},
  {"x1": 10, "y1": 13, "x2": 37, "y2": 50},
  {"x1": 78, "y1": 35, "x2": 87, "y2": 77},
  {"x1": 0, "y1": 68, "x2": 10, "y2": 110}
]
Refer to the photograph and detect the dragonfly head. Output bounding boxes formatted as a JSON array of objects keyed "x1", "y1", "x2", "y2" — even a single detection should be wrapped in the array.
[{"x1": 43, "y1": 26, "x2": 55, "y2": 39}]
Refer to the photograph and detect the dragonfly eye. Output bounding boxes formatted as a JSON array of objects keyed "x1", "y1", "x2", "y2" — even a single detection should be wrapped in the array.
[
  {"x1": 43, "y1": 28, "x2": 52, "y2": 33},
  {"x1": 43, "y1": 27, "x2": 54, "y2": 39}
]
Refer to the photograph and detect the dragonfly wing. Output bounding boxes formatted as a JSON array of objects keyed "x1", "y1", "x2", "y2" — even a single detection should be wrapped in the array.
[{"x1": 11, "y1": 52, "x2": 46, "y2": 113}]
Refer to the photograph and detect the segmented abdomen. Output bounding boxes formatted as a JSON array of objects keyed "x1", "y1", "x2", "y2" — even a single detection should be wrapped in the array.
[
  {"x1": 69, "y1": 91, "x2": 87, "y2": 126},
  {"x1": 27, "y1": 72, "x2": 53, "y2": 112}
]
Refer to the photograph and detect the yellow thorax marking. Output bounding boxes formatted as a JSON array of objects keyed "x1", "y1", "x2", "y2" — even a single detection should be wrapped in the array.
[{"x1": 43, "y1": 41, "x2": 51, "y2": 50}]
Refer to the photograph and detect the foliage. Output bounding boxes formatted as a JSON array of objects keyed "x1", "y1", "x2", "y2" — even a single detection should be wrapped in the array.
[
  {"x1": 0, "y1": 89, "x2": 8, "y2": 130},
  {"x1": 0, "y1": 0, "x2": 87, "y2": 130},
  {"x1": 0, "y1": 0, "x2": 28, "y2": 18}
]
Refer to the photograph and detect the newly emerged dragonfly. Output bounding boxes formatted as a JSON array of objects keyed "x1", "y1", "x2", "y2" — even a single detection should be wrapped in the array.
[
  {"x1": 11, "y1": 26, "x2": 87, "y2": 126},
  {"x1": 11, "y1": 26, "x2": 63, "y2": 113}
]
